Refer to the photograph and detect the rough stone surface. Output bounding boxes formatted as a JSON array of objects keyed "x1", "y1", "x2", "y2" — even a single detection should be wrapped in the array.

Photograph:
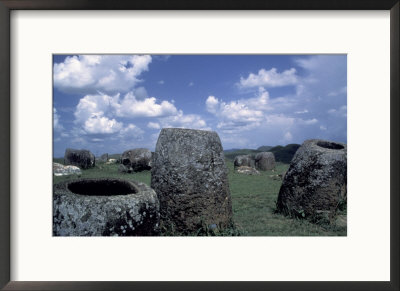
[
  {"x1": 236, "y1": 166, "x2": 260, "y2": 175},
  {"x1": 276, "y1": 139, "x2": 347, "y2": 221},
  {"x1": 121, "y1": 148, "x2": 152, "y2": 172},
  {"x1": 234, "y1": 155, "x2": 255, "y2": 169},
  {"x1": 151, "y1": 128, "x2": 233, "y2": 233},
  {"x1": 53, "y1": 178, "x2": 160, "y2": 236},
  {"x1": 53, "y1": 163, "x2": 82, "y2": 176},
  {"x1": 118, "y1": 164, "x2": 132, "y2": 174},
  {"x1": 64, "y1": 148, "x2": 95, "y2": 169},
  {"x1": 255, "y1": 152, "x2": 275, "y2": 171}
]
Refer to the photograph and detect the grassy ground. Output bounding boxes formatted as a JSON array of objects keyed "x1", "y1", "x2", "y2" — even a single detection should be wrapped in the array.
[{"x1": 54, "y1": 159, "x2": 346, "y2": 236}]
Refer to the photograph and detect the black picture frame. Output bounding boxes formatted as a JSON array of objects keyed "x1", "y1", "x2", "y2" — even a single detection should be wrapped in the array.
[{"x1": 0, "y1": 1, "x2": 399, "y2": 290}]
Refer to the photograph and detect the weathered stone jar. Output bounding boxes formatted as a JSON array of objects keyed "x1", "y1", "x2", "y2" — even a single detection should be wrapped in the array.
[
  {"x1": 276, "y1": 139, "x2": 347, "y2": 221},
  {"x1": 151, "y1": 128, "x2": 233, "y2": 233},
  {"x1": 64, "y1": 148, "x2": 95, "y2": 169},
  {"x1": 120, "y1": 148, "x2": 152, "y2": 173},
  {"x1": 53, "y1": 178, "x2": 159, "y2": 236},
  {"x1": 255, "y1": 152, "x2": 275, "y2": 171},
  {"x1": 234, "y1": 155, "x2": 255, "y2": 169}
]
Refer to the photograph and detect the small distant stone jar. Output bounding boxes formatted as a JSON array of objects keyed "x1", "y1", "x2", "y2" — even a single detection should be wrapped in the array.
[
  {"x1": 255, "y1": 152, "x2": 275, "y2": 171},
  {"x1": 53, "y1": 178, "x2": 159, "y2": 236},
  {"x1": 276, "y1": 139, "x2": 347, "y2": 221}
]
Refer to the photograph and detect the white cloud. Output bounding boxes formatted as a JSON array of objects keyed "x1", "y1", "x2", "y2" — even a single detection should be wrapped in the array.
[
  {"x1": 206, "y1": 89, "x2": 270, "y2": 126},
  {"x1": 239, "y1": 68, "x2": 298, "y2": 88},
  {"x1": 206, "y1": 89, "x2": 300, "y2": 134},
  {"x1": 75, "y1": 92, "x2": 178, "y2": 121},
  {"x1": 115, "y1": 92, "x2": 178, "y2": 118},
  {"x1": 53, "y1": 108, "x2": 63, "y2": 131},
  {"x1": 74, "y1": 94, "x2": 116, "y2": 124},
  {"x1": 188, "y1": 82, "x2": 194, "y2": 87},
  {"x1": 158, "y1": 80, "x2": 165, "y2": 85},
  {"x1": 206, "y1": 96, "x2": 219, "y2": 114},
  {"x1": 119, "y1": 123, "x2": 144, "y2": 138},
  {"x1": 54, "y1": 55, "x2": 152, "y2": 93},
  {"x1": 83, "y1": 115, "x2": 123, "y2": 134},
  {"x1": 159, "y1": 110, "x2": 209, "y2": 130},
  {"x1": 320, "y1": 125, "x2": 327, "y2": 131},
  {"x1": 302, "y1": 118, "x2": 318, "y2": 125},
  {"x1": 147, "y1": 122, "x2": 161, "y2": 129}
]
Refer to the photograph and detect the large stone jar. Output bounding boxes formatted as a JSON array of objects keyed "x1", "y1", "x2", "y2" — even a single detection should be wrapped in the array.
[
  {"x1": 121, "y1": 148, "x2": 152, "y2": 172},
  {"x1": 151, "y1": 128, "x2": 233, "y2": 233},
  {"x1": 53, "y1": 178, "x2": 159, "y2": 236},
  {"x1": 276, "y1": 139, "x2": 347, "y2": 221},
  {"x1": 64, "y1": 148, "x2": 95, "y2": 169},
  {"x1": 233, "y1": 155, "x2": 255, "y2": 169},
  {"x1": 254, "y1": 152, "x2": 275, "y2": 171}
]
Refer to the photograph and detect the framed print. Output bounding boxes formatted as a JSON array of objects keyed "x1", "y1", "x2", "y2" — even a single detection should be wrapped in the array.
[{"x1": 1, "y1": 1, "x2": 399, "y2": 290}]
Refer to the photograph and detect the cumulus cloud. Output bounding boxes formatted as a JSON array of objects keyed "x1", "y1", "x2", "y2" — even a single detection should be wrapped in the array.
[
  {"x1": 159, "y1": 110, "x2": 209, "y2": 130},
  {"x1": 74, "y1": 94, "x2": 115, "y2": 125},
  {"x1": 206, "y1": 89, "x2": 271, "y2": 131},
  {"x1": 53, "y1": 108, "x2": 63, "y2": 131},
  {"x1": 114, "y1": 92, "x2": 178, "y2": 118},
  {"x1": 54, "y1": 55, "x2": 152, "y2": 93},
  {"x1": 206, "y1": 89, "x2": 270, "y2": 122},
  {"x1": 119, "y1": 123, "x2": 144, "y2": 138},
  {"x1": 83, "y1": 115, "x2": 123, "y2": 134},
  {"x1": 147, "y1": 122, "x2": 161, "y2": 129},
  {"x1": 205, "y1": 95, "x2": 219, "y2": 114},
  {"x1": 75, "y1": 92, "x2": 178, "y2": 126},
  {"x1": 239, "y1": 68, "x2": 298, "y2": 88},
  {"x1": 302, "y1": 118, "x2": 318, "y2": 125},
  {"x1": 72, "y1": 91, "x2": 200, "y2": 142}
]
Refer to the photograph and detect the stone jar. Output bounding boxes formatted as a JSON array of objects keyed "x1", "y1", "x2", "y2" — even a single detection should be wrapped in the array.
[
  {"x1": 276, "y1": 139, "x2": 347, "y2": 221},
  {"x1": 53, "y1": 178, "x2": 160, "y2": 236},
  {"x1": 151, "y1": 128, "x2": 233, "y2": 233}
]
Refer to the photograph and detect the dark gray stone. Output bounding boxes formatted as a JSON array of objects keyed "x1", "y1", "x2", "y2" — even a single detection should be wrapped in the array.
[
  {"x1": 234, "y1": 155, "x2": 255, "y2": 169},
  {"x1": 64, "y1": 148, "x2": 95, "y2": 169},
  {"x1": 118, "y1": 164, "x2": 132, "y2": 174},
  {"x1": 276, "y1": 139, "x2": 347, "y2": 222},
  {"x1": 255, "y1": 152, "x2": 275, "y2": 171},
  {"x1": 151, "y1": 128, "x2": 233, "y2": 233},
  {"x1": 53, "y1": 178, "x2": 160, "y2": 236},
  {"x1": 121, "y1": 148, "x2": 152, "y2": 172}
]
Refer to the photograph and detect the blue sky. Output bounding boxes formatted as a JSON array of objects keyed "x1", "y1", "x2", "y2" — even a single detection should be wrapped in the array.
[{"x1": 53, "y1": 54, "x2": 347, "y2": 157}]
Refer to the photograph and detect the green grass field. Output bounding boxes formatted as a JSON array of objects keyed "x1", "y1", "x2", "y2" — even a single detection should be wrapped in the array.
[{"x1": 53, "y1": 159, "x2": 346, "y2": 236}]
